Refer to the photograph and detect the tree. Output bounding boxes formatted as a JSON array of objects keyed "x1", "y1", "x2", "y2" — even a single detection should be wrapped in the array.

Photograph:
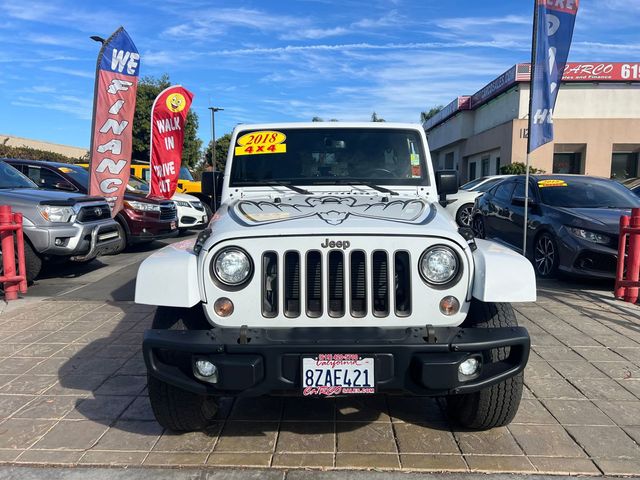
[
  {"x1": 203, "y1": 133, "x2": 232, "y2": 172},
  {"x1": 500, "y1": 162, "x2": 545, "y2": 175},
  {"x1": 131, "y1": 74, "x2": 202, "y2": 167},
  {"x1": 371, "y1": 112, "x2": 385, "y2": 122},
  {"x1": 420, "y1": 105, "x2": 444, "y2": 123}
]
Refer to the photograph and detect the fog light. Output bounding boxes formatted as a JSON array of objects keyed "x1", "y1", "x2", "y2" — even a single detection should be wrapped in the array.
[
  {"x1": 195, "y1": 360, "x2": 218, "y2": 382},
  {"x1": 214, "y1": 297, "x2": 234, "y2": 317},
  {"x1": 439, "y1": 296, "x2": 460, "y2": 316},
  {"x1": 459, "y1": 358, "x2": 480, "y2": 376}
]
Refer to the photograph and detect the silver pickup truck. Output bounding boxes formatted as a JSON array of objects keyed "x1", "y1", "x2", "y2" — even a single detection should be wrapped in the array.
[{"x1": 0, "y1": 160, "x2": 121, "y2": 281}]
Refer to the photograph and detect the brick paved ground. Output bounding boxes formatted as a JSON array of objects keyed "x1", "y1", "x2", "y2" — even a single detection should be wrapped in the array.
[{"x1": 0, "y1": 280, "x2": 639, "y2": 475}]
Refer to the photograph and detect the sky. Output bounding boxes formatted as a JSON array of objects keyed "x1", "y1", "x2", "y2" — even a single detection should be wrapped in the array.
[{"x1": 0, "y1": 0, "x2": 638, "y2": 150}]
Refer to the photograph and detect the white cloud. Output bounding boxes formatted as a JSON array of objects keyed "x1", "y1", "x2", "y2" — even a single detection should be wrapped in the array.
[
  {"x1": 43, "y1": 66, "x2": 94, "y2": 79},
  {"x1": 11, "y1": 94, "x2": 92, "y2": 120}
]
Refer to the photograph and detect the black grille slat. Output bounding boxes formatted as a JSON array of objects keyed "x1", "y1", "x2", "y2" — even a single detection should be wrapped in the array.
[
  {"x1": 350, "y1": 251, "x2": 367, "y2": 317},
  {"x1": 394, "y1": 251, "x2": 411, "y2": 316},
  {"x1": 372, "y1": 251, "x2": 389, "y2": 317},
  {"x1": 262, "y1": 252, "x2": 278, "y2": 318},
  {"x1": 284, "y1": 252, "x2": 300, "y2": 317},
  {"x1": 306, "y1": 251, "x2": 322, "y2": 317},
  {"x1": 328, "y1": 251, "x2": 345, "y2": 317},
  {"x1": 160, "y1": 205, "x2": 177, "y2": 220}
]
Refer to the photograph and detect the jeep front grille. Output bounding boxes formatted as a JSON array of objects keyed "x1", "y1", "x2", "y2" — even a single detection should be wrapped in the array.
[{"x1": 261, "y1": 250, "x2": 412, "y2": 319}]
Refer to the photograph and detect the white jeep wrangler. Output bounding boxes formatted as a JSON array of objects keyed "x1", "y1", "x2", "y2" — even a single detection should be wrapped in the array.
[{"x1": 135, "y1": 122, "x2": 536, "y2": 432}]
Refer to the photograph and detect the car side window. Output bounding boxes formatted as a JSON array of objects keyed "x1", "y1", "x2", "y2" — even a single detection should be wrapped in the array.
[
  {"x1": 26, "y1": 166, "x2": 66, "y2": 189},
  {"x1": 493, "y1": 181, "x2": 515, "y2": 203},
  {"x1": 512, "y1": 182, "x2": 526, "y2": 199}
]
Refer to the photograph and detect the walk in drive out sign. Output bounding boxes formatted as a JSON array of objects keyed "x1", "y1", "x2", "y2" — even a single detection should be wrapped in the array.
[
  {"x1": 88, "y1": 27, "x2": 140, "y2": 216},
  {"x1": 528, "y1": 0, "x2": 579, "y2": 153}
]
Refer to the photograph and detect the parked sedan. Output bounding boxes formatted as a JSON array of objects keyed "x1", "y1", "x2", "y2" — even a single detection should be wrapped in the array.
[
  {"x1": 5, "y1": 159, "x2": 178, "y2": 254},
  {"x1": 472, "y1": 175, "x2": 640, "y2": 278},
  {"x1": 445, "y1": 175, "x2": 512, "y2": 227}
]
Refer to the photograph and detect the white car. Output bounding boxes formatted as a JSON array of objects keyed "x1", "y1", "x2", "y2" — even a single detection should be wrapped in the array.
[
  {"x1": 135, "y1": 123, "x2": 535, "y2": 433},
  {"x1": 127, "y1": 176, "x2": 208, "y2": 232},
  {"x1": 445, "y1": 175, "x2": 513, "y2": 227}
]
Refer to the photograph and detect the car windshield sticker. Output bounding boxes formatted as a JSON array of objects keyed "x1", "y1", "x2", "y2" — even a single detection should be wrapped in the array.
[
  {"x1": 538, "y1": 179, "x2": 568, "y2": 188},
  {"x1": 58, "y1": 167, "x2": 74, "y2": 173},
  {"x1": 235, "y1": 130, "x2": 287, "y2": 156},
  {"x1": 410, "y1": 154, "x2": 421, "y2": 178}
]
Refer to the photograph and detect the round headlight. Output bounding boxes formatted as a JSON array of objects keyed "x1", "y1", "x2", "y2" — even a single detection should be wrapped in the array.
[
  {"x1": 213, "y1": 248, "x2": 252, "y2": 286},
  {"x1": 420, "y1": 246, "x2": 459, "y2": 285}
]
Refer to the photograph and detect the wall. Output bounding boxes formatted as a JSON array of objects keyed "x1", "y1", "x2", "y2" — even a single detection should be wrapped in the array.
[{"x1": 0, "y1": 134, "x2": 88, "y2": 159}]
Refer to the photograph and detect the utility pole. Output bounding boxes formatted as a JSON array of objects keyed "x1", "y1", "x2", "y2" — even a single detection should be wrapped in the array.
[{"x1": 208, "y1": 107, "x2": 223, "y2": 210}]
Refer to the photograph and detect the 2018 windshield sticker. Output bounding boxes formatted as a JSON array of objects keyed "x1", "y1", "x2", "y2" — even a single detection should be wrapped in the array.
[
  {"x1": 538, "y1": 179, "x2": 568, "y2": 188},
  {"x1": 235, "y1": 130, "x2": 287, "y2": 156}
]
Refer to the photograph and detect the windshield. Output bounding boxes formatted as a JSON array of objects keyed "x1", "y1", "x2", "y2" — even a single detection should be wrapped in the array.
[
  {"x1": 460, "y1": 177, "x2": 487, "y2": 191},
  {"x1": 128, "y1": 175, "x2": 150, "y2": 193},
  {"x1": 58, "y1": 165, "x2": 90, "y2": 187},
  {"x1": 538, "y1": 177, "x2": 640, "y2": 208},
  {"x1": 179, "y1": 166, "x2": 194, "y2": 181},
  {"x1": 474, "y1": 177, "x2": 506, "y2": 193},
  {"x1": 230, "y1": 128, "x2": 428, "y2": 187},
  {"x1": 0, "y1": 161, "x2": 37, "y2": 189}
]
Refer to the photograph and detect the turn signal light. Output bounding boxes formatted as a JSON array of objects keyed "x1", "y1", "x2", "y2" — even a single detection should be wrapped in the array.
[
  {"x1": 214, "y1": 297, "x2": 234, "y2": 317},
  {"x1": 439, "y1": 296, "x2": 460, "y2": 316}
]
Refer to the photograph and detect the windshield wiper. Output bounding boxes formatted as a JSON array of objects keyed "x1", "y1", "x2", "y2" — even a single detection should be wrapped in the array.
[
  {"x1": 263, "y1": 181, "x2": 312, "y2": 195},
  {"x1": 348, "y1": 181, "x2": 399, "y2": 196}
]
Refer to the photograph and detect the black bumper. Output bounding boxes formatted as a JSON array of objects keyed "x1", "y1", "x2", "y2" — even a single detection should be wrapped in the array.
[{"x1": 143, "y1": 325, "x2": 530, "y2": 397}]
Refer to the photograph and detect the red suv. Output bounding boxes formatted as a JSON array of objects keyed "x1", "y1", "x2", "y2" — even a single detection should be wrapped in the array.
[{"x1": 5, "y1": 159, "x2": 178, "y2": 253}]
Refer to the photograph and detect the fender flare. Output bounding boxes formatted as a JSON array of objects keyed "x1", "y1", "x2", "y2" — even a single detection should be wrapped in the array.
[
  {"x1": 134, "y1": 239, "x2": 202, "y2": 307},
  {"x1": 472, "y1": 239, "x2": 537, "y2": 303}
]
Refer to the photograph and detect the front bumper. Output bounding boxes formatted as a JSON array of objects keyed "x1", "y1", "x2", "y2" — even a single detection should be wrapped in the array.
[
  {"x1": 25, "y1": 220, "x2": 121, "y2": 260},
  {"x1": 143, "y1": 325, "x2": 530, "y2": 397},
  {"x1": 557, "y1": 230, "x2": 618, "y2": 279}
]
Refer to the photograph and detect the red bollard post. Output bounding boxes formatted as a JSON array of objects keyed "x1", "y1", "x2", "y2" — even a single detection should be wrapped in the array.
[
  {"x1": 624, "y1": 208, "x2": 640, "y2": 304},
  {"x1": 615, "y1": 214, "x2": 629, "y2": 300},
  {"x1": 13, "y1": 212, "x2": 27, "y2": 294},
  {"x1": 0, "y1": 205, "x2": 18, "y2": 301}
]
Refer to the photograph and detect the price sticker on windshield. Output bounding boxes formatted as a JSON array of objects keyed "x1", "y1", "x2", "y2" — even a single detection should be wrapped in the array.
[
  {"x1": 235, "y1": 130, "x2": 287, "y2": 156},
  {"x1": 538, "y1": 179, "x2": 567, "y2": 188}
]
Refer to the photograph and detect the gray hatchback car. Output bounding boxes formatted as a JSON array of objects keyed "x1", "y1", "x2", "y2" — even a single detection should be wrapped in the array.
[{"x1": 0, "y1": 160, "x2": 121, "y2": 281}]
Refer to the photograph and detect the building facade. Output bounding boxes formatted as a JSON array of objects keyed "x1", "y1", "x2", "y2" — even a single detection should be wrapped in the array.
[{"x1": 424, "y1": 62, "x2": 640, "y2": 183}]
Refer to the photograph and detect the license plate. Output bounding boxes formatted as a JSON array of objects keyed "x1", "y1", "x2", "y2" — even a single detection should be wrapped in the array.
[
  {"x1": 171, "y1": 221, "x2": 177, "y2": 230},
  {"x1": 302, "y1": 354, "x2": 375, "y2": 396}
]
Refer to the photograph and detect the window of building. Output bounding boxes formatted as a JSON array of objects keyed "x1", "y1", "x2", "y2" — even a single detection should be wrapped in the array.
[
  {"x1": 495, "y1": 157, "x2": 501, "y2": 175},
  {"x1": 553, "y1": 152, "x2": 582, "y2": 174},
  {"x1": 611, "y1": 152, "x2": 639, "y2": 180},
  {"x1": 445, "y1": 152, "x2": 454, "y2": 169},
  {"x1": 469, "y1": 162, "x2": 477, "y2": 180},
  {"x1": 481, "y1": 157, "x2": 490, "y2": 176}
]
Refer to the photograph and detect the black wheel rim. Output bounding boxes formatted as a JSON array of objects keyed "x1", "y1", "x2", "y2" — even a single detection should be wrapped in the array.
[
  {"x1": 473, "y1": 217, "x2": 485, "y2": 238},
  {"x1": 459, "y1": 206, "x2": 474, "y2": 227},
  {"x1": 534, "y1": 236, "x2": 555, "y2": 276}
]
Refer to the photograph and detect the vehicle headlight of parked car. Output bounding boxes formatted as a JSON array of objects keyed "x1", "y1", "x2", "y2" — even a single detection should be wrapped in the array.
[
  {"x1": 419, "y1": 245, "x2": 459, "y2": 285},
  {"x1": 125, "y1": 200, "x2": 161, "y2": 212},
  {"x1": 190, "y1": 201, "x2": 203, "y2": 209},
  {"x1": 212, "y1": 247, "x2": 253, "y2": 286},
  {"x1": 174, "y1": 200, "x2": 191, "y2": 207},
  {"x1": 38, "y1": 205, "x2": 75, "y2": 223},
  {"x1": 567, "y1": 227, "x2": 610, "y2": 245}
]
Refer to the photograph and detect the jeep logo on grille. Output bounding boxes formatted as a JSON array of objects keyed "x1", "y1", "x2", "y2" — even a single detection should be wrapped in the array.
[{"x1": 320, "y1": 238, "x2": 350, "y2": 250}]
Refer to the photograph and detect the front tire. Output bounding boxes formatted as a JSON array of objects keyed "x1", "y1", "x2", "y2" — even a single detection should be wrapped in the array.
[
  {"x1": 456, "y1": 203, "x2": 475, "y2": 227},
  {"x1": 472, "y1": 215, "x2": 486, "y2": 239},
  {"x1": 446, "y1": 300, "x2": 524, "y2": 430},
  {"x1": 23, "y1": 240, "x2": 42, "y2": 283},
  {"x1": 533, "y1": 232, "x2": 559, "y2": 278},
  {"x1": 147, "y1": 305, "x2": 219, "y2": 432}
]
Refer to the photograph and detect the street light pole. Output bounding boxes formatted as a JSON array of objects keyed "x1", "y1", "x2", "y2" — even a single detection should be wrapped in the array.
[{"x1": 208, "y1": 107, "x2": 223, "y2": 210}]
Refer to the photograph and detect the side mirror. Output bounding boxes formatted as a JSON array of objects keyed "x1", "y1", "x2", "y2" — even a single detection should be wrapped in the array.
[
  {"x1": 512, "y1": 196, "x2": 537, "y2": 207},
  {"x1": 54, "y1": 181, "x2": 76, "y2": 192},
  {"x1": 435, "y1": 170, "x2": 458, "y2": 206}
]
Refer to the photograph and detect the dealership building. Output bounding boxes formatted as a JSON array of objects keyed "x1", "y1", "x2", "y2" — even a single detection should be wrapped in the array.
[{"x1": 424, "y1": 62, "x2": 640, "y2": 183}]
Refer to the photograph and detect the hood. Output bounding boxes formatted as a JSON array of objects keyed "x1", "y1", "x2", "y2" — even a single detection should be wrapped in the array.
[
  {"x1": 207, "y1": 193, "x2": 461, "y2": 244},
  {"x1": 556, "y1": 206, "x2": 632, "y2": 234},
  {"x1": 172, "y1": 192, "x2": 198, "y2": 202},
  {"x1": 0, "y1": 188, "x2": 91, "y2": 203}
]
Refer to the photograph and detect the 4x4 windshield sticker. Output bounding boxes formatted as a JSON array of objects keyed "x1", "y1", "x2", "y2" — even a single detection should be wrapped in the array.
[
  {"x1": 231, "y1": 196, "x2": 435, "y2": 226},
  {"x1": 538, "y1": 179, "x2": 568, "y2": 188},
  {"x1": 235, "y1": 130, "x2": 287, "y2": 156}
]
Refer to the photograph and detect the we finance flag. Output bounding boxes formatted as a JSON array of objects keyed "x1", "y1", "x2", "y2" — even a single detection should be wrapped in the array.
[
  {"x1": 528, "y1": 0, "x2": 579, "y2": 153},
  {"x1": 88, "y1": 27, "x2": 140, "y2": 215},
  {"x1": 148, "y1": 86, "x2": 194, "y2": 199}
]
